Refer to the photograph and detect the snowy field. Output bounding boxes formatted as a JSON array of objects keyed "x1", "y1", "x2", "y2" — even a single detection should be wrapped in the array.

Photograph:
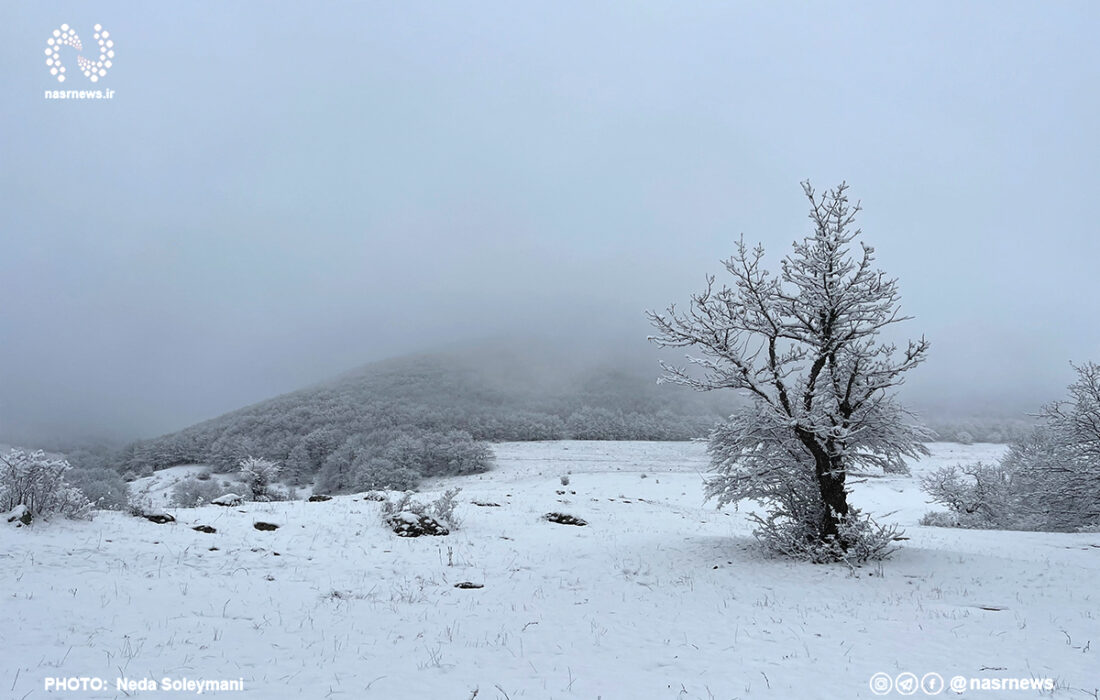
[{"x1": 3, "y1": 441, "x2": 1098, "y2": 699}]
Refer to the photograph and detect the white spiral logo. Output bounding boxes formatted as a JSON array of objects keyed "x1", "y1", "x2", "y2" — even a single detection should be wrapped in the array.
[{"x1": 44, "y1": 23, "x2": 114, "y2": 83}]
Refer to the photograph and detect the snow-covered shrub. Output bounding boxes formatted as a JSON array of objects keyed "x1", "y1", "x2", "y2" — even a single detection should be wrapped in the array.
[
  {"x1": 65, "y1": 467, "x2": 129, "y2": 510},
  {"x1": 753, "y1": 505, "x2": 902, "y2": 564},
  {"x1": 0, "y1": 449, "x2": 91, "y2": 519},
  {"x1": 1005, "y1": 364, "x2": 1100, "y2": 530},
  {"x1": 427, "y1": 487, "x2": 461, "y2": 527},
  {"x1": 386, "y1": 430, "x2": 493, "y2": 478},
  {"x1": 919, "y1": 510, "x2": 963, "y2": 528},
  {"x1": 919, "y1": 462, "x2": 1023, "y2": 530},
  {"x1": 352, "y1": 456, "x2": 420, "y2": 492},
  {"x1": 171, "y1": 477, "x2": 227, "y2": 507},
  {"x1": 380, "y1": 488, "x2": 463, "y2": 531},
  {"x1": 126, "y1": 493, "x2": 155, "y2": 517},
  {"x1": 122, "y1": 463, "x2": 154, "y2": 482},
  {"x1": 318, "y1": 428, "x2": 492, "y2": 493},
  {"x1": 921, "y1": 364, "x2": 1100, "y2": 532},
  {"x1": 238, "y1": 456, "x2": 282, "y2": 501}
]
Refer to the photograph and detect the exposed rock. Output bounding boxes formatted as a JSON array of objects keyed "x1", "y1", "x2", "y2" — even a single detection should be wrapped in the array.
[
  {"x1": 362, "y1": 492, "x2": 386, "y2": 502},
  {"x1": 544, "y1": 512, "x2": 587, "y2": 526},
  {"x1": 5, "y1": 505, "x2": 31, "y2": 526},
  {"x1": 144, "y1": 512, "x2": 175, "y2": 524},
  {"x1": 454, "y1": 581, "x2": 484, "y2": 589},
  {"x1": 471, "y1": 500, "x2": 501, "y2": 507},
  {"x1": 192, "y1": 525, "x2": 216, "y2": 534},
  {"x1": 308, "y1": 494, "x2": 332, "y2": 502},
  {"x1": 211, "y1": 494, "x2": 243, "y2": 507},
  {"x1": 388, "y1": 511, "x2": 449, "y2": 537},
  {"x1": 253, "y1": 521, "x2": 280, "y2": 531}
]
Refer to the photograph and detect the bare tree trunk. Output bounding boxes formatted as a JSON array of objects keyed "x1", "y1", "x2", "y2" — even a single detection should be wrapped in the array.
[
  {"x1": 797, "y1": 430, "x2": 850, "y2": 544},
  {"x1": 816, "y1": 456, "x2": 849, "y2": 543}
]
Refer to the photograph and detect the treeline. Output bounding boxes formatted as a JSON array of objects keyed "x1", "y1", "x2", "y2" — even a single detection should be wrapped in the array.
[
  {"x1": 102, "y1": 352, "x2": 730, "y2": 490},
  {"x1": 920, "y1": 417, "x2": 1037, "y2": 445}
]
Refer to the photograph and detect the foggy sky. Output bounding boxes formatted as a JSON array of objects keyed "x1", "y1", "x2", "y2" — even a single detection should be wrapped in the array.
[{"x1": 2, "y1": 2, "x2": 1098, "y2": 442}]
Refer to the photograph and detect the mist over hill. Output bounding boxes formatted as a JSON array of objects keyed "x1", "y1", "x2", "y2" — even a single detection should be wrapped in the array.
[{"x1": 105, "y1": 341, "x2": 736, "y2": 491}]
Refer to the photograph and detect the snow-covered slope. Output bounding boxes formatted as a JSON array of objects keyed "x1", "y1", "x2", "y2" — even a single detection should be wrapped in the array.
[
  {"x1": 126, "y1": 465, "x2": 218, "y2": 508},
  {"x1": 2, "y1": 442, "x2": 1096, "y2": 699}
]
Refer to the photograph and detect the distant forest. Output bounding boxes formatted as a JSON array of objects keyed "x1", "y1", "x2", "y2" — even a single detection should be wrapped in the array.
[
  {"x1": 73, "y1": 348, "x2": 735, "y2": 491},
  {"x1": 43, "y1": 347, "x2": 1038, "y2": 495}
]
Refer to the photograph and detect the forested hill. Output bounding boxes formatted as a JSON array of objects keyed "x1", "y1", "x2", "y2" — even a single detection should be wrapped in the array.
[{"x1": 113, "y1": 345, "x2": 736, "y2": 491}]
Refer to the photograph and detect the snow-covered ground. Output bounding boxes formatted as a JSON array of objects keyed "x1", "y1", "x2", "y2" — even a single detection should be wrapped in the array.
[{"x1": 3, "y1": 441, "x2": 1097, "y2": 699}]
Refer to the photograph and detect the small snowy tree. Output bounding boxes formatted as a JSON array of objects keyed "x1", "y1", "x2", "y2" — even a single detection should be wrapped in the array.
[
  {"x1": 238, "y1": 456, "x2": 281, "y2": 502},
  {"x1": 922, "y1": 363, "x2": 1100, "y2": 532},
  {"x1": 1006, "y1": 363, "x2": 1100, "y2": 530},
  {"x1": 0, "y1": 449, "x2": 91, "y2": 519},
  {"x1": 648, "y1": 182, "x2": 931, "y2": 560},
  {"x1": 920, "y1": 461, "x2": 1023, "y2": 530}
]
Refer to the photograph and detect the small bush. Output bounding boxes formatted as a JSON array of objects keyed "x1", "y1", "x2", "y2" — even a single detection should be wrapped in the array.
[
  {"x1": 352, "y1": 456, "x2": 420, "y2": 492},
  {"x1": 919, "y1": 462, "x2": 1025, "y2": 530},
  {"x1": 0, "y1": 449, "x2": 91, "y2": 519},
  {"x1": 171, "y1": 477, "x2": 227, "y2": 507},
  {"x1": 126, "y1": 493, "x2": 155, "y2": 517},
  {"x1": 239, "y1": 456, "x2": 282, "y2": 501},
  {"x1": 752, "y1": 508, "x2": 901, "y2": 564},
  {"x1": 919, "y1": 510, "x2": 963, "y2": 528},
  {"x1": 380, "y1": 487, "x2": 463, "y2": 531},
  {"x1": 65, "y1": 467, "x2": 129, "y2": 510},
  {"x1": 122, "y1": 463, "x2": 154, "y2": 482}
]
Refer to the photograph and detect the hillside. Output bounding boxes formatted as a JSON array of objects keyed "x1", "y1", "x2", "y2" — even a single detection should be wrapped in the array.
[{"x1": 114, "y1": 343, "x2": 737, "y2": 490}]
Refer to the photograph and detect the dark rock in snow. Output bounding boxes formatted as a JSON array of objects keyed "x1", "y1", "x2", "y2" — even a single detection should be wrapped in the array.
[
  {"x1": 192, "y1": 525, "x2": 216, "y2": 534},
  {"x1": 5, "y1": 505, "x2": 31, "y2": 526},
  {"x1": 388, "y1": 511, "x2": 449, "y2": 537},
  {"x1": 211, "y1": 494, "x2": 242, "y2": 507},
  {"x1": 472, "y1": 500, "x2": 501, "y2": 507},
  {"x1": 308, "y1": 494, "x2": 332, "y2": 502},
  {"x1": 144, "y1": 513, "x2": 175, "y2": 524},
  {"x1": 362, "y1": 492, "x2": 386, "y2": 502},
  {"x1": 253, "y1": 521, "x2": 280, "y2": 531},
  {"x1": 454, "y1": 581, "x2": 484, "y2": 589},
  {"x1": 544, "y1": 512, "x2": 587, "y2": 526}
]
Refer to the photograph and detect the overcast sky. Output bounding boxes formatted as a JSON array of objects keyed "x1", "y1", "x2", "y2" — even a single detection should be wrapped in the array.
[{"x1": 1, "y1": 2, "x2": 1098, "y2": 442}]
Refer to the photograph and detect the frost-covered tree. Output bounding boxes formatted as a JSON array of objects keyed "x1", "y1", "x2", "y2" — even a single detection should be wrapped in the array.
[
  {"x1": 0, "y1": 449, "x2": 91, "y2": 519},
  {"x1": 648, "y1": 181, "x2": 931, "y2": 560},
  {"x1": 922, "y1": 363, "x2": 1100, "y2": 532},
  {"x1": 238, "y1": 456, "x2": 281, "y2": 501},
  {"x1": 1041, "y1": 362, "x2": 1100, "y2": 462}
]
